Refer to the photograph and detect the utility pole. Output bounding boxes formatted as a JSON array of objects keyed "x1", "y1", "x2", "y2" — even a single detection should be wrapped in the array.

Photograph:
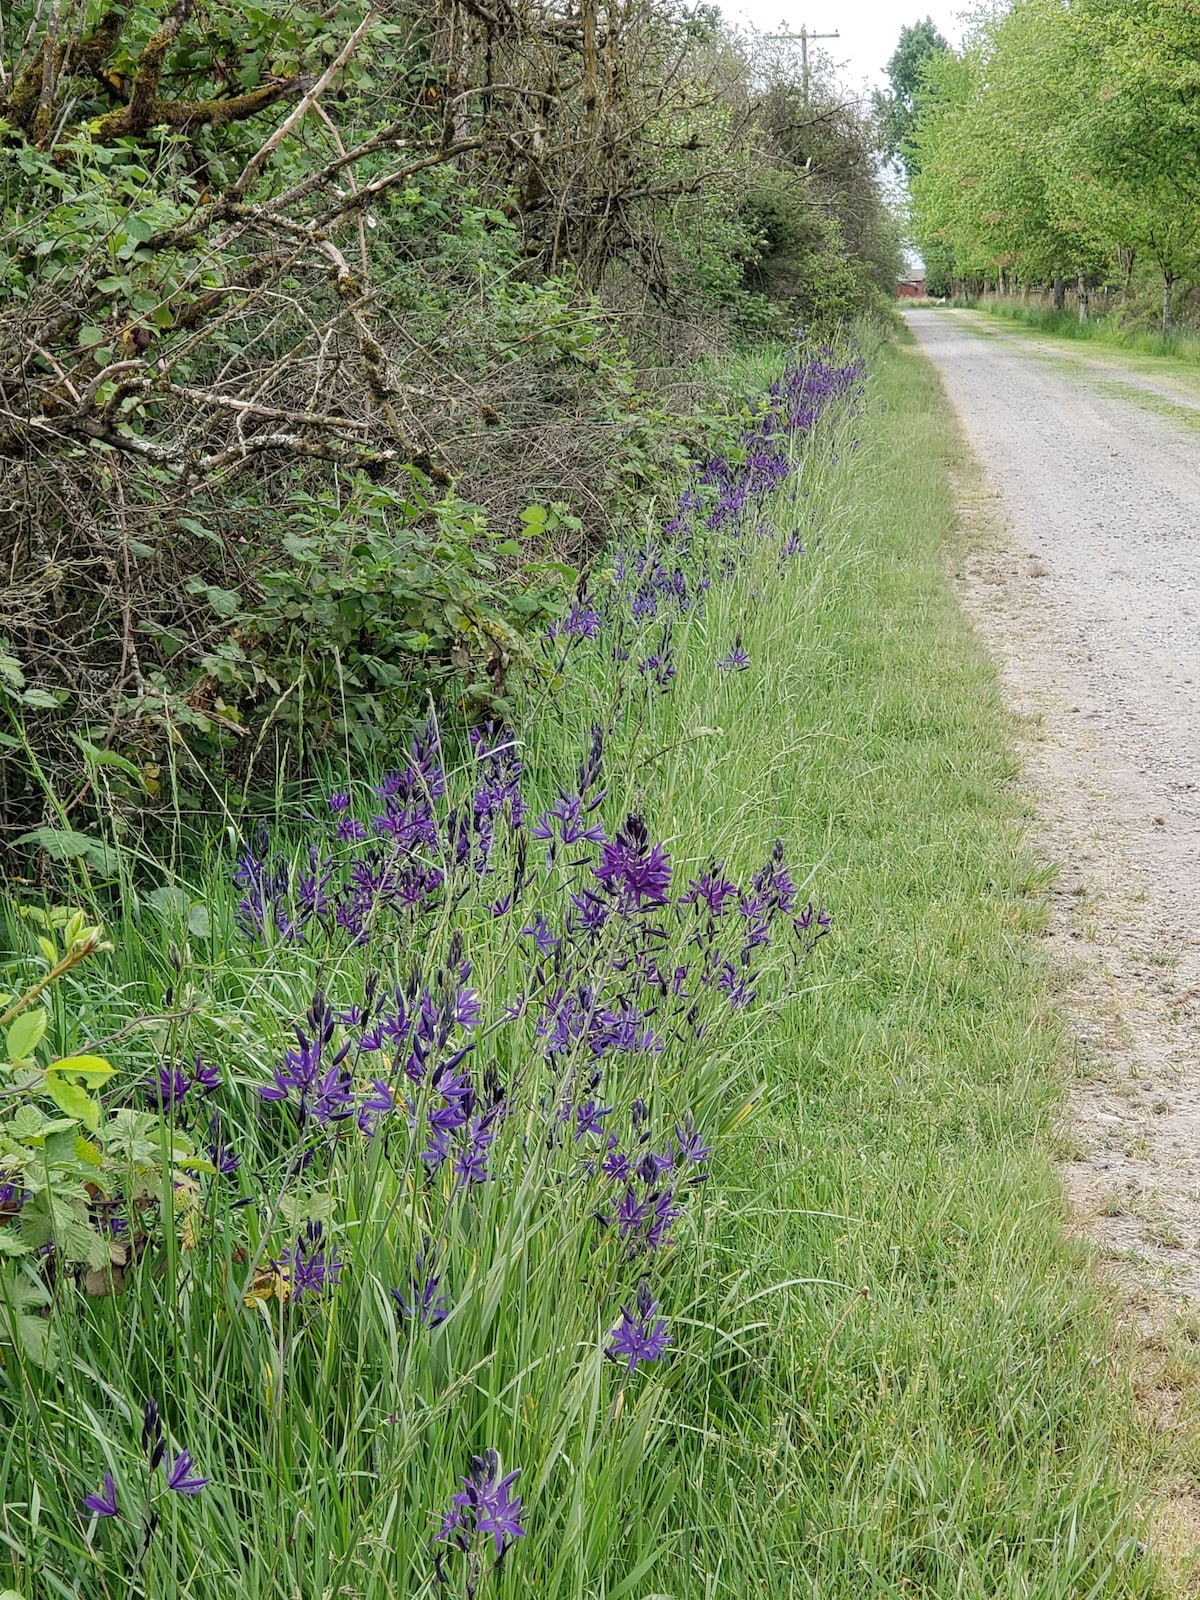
[{"x1": 763, "y1": 21, "x2": 840, "y2": 105}]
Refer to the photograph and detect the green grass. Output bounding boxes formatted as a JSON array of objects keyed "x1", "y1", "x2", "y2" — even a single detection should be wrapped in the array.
[
  {"x1": 965, "y1": 297, "x2": 1200, "y2": 370},
  {"x1": 0, "y1": 331, "x2": 1170, "y2": 1599}
]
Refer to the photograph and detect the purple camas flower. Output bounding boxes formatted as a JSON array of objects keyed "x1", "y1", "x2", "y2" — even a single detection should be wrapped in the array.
[
  {"x1": 83, "y1": 1473, "x2": 119, "y2": 1519},
  {"x1": 452, "y1": 1111, "x2": 497, "y2": 1187},
  {"x1": 794, "y1": 901, "x2": 833, "y2": 942},
  {"x1": 601, "y1": 1135, "x2": 632, "y2": 1183},
  {"x1": 437, "y1": 1449, "x2": 526, "y2": 1559},
  {"x1": 393, "y1": 1244, "x2": 448, "y2": 1326},
  {"x1": 574, "y1": 1099, "x2": 612, "y2": 1141},
  {"x1": 594, "y1": 814, "x2": 671, "y2": 909},
  {"x1": 147, "y1": 1062, "x2": 190, "y2": 1108},
  {"x1": 453, "y1": 988, "x2": 482, "y2": 1030},
  {"x1": 206, "y1": 1115, "x2": 240, "y2": 1176},
  {"x1": 739, "y1": 892, "x2": 772, "y2": 952},
  {"x1": 279, "y1": 1220, "x2": 343, "y2": 1299},
  {"x1": 717, "y1": 637, "x2": 751, "y2": 671},
  {"x1": 142, "y1": 1399, "x2": 165, "y2": 1470},
  {"x1": 358, "y1": 1077, "x2": 394, "y2": 1135},
  {"x1": 552, "y1": 599, "x2": 602, "y2": 639},
  {"x1": 646, "y1": 1189, "x2": 681, "y2": 1251},
  {"x1": 532, "y1": 790, "x2": 608, "y2": 848},
  {"x1": 681, "y1": 870, "x2": 739, "y2": 921},
  {"x1": 147, "y1": 1052, "x2": 220, "y2": 1109},
  {"x1": 164, "y1": 1450, "x2": 209, "y2": 1495},
  {"x1": 673, "y1": 1115, "x2": 713, "y2": 1169},
  {"x1": 717, "y1": 961, "x2": 757, "y2": 1010},
  {"x1": 520, "y1": 912, "x2": 559, "y2": 956},
  {"x1": 261, "y1": 991, "x2": 355, "y2": 1125},
  {"x1": 568, "y1": 889, "x2": 610, "y2": 938},
  {"x1": 193, "y1": 1053, "x2": 221, "y2": 1094},
  {"x1": 614, "y1": 1186, "x2": 650, "y2": 1238},
  {"x1": 608, "y1": 1281, "x2": 671, "y2": 1373}
]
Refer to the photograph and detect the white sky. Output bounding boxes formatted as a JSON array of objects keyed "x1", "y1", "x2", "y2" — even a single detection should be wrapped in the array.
[{"x1": 720, "y1": 0, "x2": 965, "y2": 99}]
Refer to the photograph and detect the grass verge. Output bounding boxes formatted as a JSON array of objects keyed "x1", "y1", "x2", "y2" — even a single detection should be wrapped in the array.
[
  {"x1": 963, "y1": 298, "x2": 1200, "y2": 378},
  {"x1": 0, "y1": 330, "x2": 1167, "y2": 1599}
]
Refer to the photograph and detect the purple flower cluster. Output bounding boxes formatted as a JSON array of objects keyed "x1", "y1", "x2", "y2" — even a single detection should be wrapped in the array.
[
  {"x1": 535, "y1": 349, "x2": 864, "y2": 665},
  {"x1": 83, "y1": 1399, "x2": 208, "y2": 1525},
  {"x1": 221, "y1": 350, "x2": 855, "y2": 1584},
  {"x1": 277, "y1": 1219, "x2": 343, "y2": 1300},
  {"x1": 260, "y1": 988, "x2": 355, "y2": 1126},
  {"x1": 608, "y1": 1280, "x2": 672, "y2": 1373},
  {"x1": 436, "y1": 1449, "x2": 526, "y2": 1562},
  {"x1": 393, "y1": 1241, "x2": 449, "y2": 1326},
  {"x1": 146, "y1": 1052, "x2": 220, "y2": 1110}
]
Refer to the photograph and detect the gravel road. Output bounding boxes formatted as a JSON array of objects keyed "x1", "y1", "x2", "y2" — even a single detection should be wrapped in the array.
[{"x1": 906, "y1": 308, "x2": 1200, "y2": 1309}]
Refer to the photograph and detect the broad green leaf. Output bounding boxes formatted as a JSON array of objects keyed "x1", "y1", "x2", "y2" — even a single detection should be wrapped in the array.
[
  {"x1": 46, "y1": 1055, "x2": 113, "y2": 1085},
  {"x1": 72, "y1": 736, "x2": 141, "y2": 779},
  {"x1": 6, "y1": 1010, "x2": 47, "y2": 1064},
  {"x1": 16, "y1": 827, "x2": 119, "y2": 874},
  {"x1": 8, "y1": 1105, "x2": 44, "y2": 1139},
  {"x1": 0, "y1": 1267, "x2": 57, "y2": 1369},
  {"x1": 176, "y1": 1154, "x2": 217, "y2": 1175},
  {"x1": 147, "y1": 885, "x2": 190, "y2": 918},
  {"x1": 46, "y1": 1049, "x2": 113, "y2": 1088},
  {"x1": 74, "y1": 1135, "x2": 103, "y2": 1168},
  {"x1": 43, "y1": 1076, "x2": 99, "y2": 1132},
  {"x1": 0, "y1": 653, "x2": 25, "y2": 689}
]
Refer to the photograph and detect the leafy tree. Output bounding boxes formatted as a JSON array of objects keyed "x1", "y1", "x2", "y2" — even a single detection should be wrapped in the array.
[{"x1": 874, "y1": 18, "x2": 951, "y2": 172}]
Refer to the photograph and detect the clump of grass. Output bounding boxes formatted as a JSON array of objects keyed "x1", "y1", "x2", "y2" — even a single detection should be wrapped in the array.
[{"x1": 0, "y1": 331, "x2": 1167, "y2": 1600}]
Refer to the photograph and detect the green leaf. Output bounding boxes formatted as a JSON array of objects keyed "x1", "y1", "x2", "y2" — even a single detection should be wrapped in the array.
[
  {"x1": 74, "y1": 1135, "x2": 103, "y2": 1168},
  {"x1": 0, "y1": 653, "x2": 25, "y2": 689},
  {"x1": 16, "y1": 827, "x2": 119, "y2": 874},
  {"x1": 6, "y1": 1010, "x2": 47, "y2": 1064},
  {"x1": 184, "y1": 577, "x2": 242, "y2": 616},
  {"x1": 43, "y1": 1076, "x2": 99, "y2": 1132},
  {"x1": 147, "y1": 885, "x2": 189, "y2": 918},
  {"x1": 0, "y1": 1267, "x2": 57, "y2": 1368},
  {"x1": 20, "y1": 689, "x2": 60, "y2": 710},
  {"x1": 73, "y1": 735, "x2": 141, "y2": 779},
  {"x1": 187, "y1": 904, "x2": 212, "y2": 939},
  {"x1": 8, "y1": 1105, "x2": 44, "y2": 1140},
  {"x1": 46, "y1": 1055, "x2": 114, "y2": 1086}
]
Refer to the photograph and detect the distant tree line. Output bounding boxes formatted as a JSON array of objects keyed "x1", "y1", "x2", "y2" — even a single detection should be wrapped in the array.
[{"x1": 879, "y1": 1, "x2": 1200, "y2": 331}]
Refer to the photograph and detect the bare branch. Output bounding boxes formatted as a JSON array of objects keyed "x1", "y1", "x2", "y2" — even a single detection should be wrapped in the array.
[{"x1": 233, "y1": 11, "x2": 377, "y2": 198}]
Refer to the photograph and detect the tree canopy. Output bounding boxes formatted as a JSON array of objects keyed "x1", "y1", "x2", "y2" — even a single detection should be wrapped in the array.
[{"x1": 904, "y1": 0, "x2": 1200, "y2": 320}]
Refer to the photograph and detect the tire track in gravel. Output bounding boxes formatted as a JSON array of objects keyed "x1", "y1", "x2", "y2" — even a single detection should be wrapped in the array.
[{"x1": 905, "y1": 308, "x2": 1200, "y2": 1316}]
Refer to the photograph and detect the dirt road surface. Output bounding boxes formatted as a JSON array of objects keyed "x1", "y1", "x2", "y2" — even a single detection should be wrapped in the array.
[{"x1": 906, "y1": 308, "x2": 1200, "y2": 1312}]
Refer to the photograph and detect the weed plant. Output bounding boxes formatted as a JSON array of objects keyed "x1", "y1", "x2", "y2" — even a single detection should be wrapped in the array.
[{"x1": 0, "y1": 333, "x2": 1164, "y2": 1599}]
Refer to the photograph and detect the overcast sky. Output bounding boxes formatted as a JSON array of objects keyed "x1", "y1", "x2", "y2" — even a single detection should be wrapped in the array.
[{"x1": 719, "y1": 1, "x2": 965, "y2": 99}]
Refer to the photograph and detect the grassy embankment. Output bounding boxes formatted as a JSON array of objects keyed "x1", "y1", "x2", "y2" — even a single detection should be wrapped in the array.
[
  {"x1": 963, "y1": 297, "x2": 1200, "y2": 376},
  {"x1": 0, "y1": 330, "x2": 1169, "y2": 1599}
]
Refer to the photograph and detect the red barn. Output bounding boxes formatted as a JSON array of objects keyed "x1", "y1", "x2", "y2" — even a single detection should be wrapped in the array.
[{"x1": 896, "y1": 278, "x2": 926, "y2": 298}]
